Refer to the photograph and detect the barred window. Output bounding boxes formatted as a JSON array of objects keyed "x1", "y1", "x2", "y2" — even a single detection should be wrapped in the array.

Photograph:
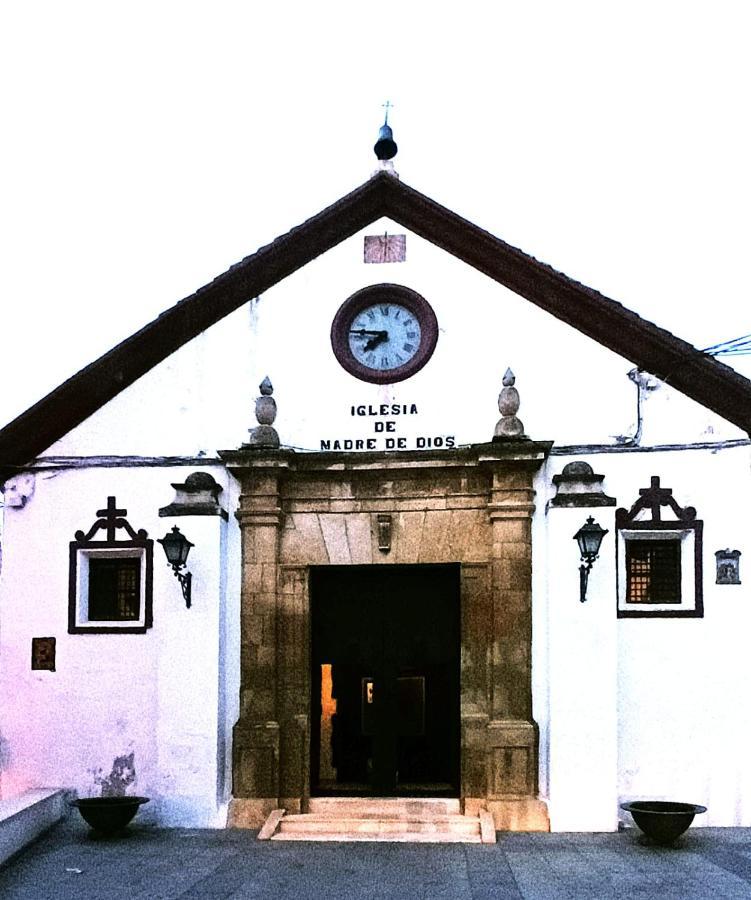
[
  {"x1": 69, "y1": 497, "x2": 153, "y2": 634},
  {"x1": 88, "y1": 557, "x2": 141, "y2": 621},
  {"x1": 616, "y1": 477, "x2": 703, "y2": 619},
  {"x1": 626, "y1": 540, "x2": 681, "y2": 604}
]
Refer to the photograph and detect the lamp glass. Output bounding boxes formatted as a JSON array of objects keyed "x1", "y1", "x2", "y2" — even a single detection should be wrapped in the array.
[
  {"x1": 575, "y1": 517, "x2": 607, "y2": 560},
  {"x1": 159, "y1": 526, "x2": 194, "y2": 568}
]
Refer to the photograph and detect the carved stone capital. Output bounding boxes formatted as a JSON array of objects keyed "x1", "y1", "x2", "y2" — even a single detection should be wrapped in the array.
[{"x1": 487, "y1": 501, "x2": 536, "y2": 521}]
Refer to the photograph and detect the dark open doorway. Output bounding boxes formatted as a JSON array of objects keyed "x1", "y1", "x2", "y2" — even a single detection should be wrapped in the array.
[{"x1": 310, "y1": 564, "x2": 460, "y2": 797}]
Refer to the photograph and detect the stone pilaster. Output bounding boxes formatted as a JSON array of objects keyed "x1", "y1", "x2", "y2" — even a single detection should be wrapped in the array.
[
  {"x1": 228, "y1": 465, "x2": 284, "y2": 827},
  {"x1": 487, "y1": 466, "x2": 536, "y2": 723},
  {"x1": 481, "y1": 460, "x2": 548, "y2": 829}
]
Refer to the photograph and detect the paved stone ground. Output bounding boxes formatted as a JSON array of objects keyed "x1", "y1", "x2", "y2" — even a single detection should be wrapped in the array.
[{"x1": 3, "y1": 820, "x2": 751, "y2": 899}]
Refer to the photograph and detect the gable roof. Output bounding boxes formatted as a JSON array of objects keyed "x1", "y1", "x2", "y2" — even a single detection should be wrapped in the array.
[{"x1": 1, "y1": 171, "x2": 750, "y2": 483}]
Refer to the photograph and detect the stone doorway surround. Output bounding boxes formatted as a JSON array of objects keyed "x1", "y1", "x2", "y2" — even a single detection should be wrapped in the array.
[{"x1": 220, "y1": 441, "x2": 551, "y2": 831}]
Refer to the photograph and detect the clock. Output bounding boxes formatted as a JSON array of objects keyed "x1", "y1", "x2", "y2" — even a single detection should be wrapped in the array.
[{"x1": 330, "y1": 284, "x2": 438, "y2": 384}]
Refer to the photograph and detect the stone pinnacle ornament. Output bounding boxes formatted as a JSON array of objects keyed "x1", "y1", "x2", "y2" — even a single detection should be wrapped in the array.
[
  {"x1": 493, "y1": 368, "x2": 526, "y2": 439},
  {"x1": 247, "y1": 376, "x2": 280, "y2": 449}
]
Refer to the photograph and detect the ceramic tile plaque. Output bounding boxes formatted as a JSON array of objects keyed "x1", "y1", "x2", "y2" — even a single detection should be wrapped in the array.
[
  {"x1": 364, "y1": 234, "x2": 406, "y2": 263},
  {"x1": 715, "y1": 549, "x2": 741, "y2": 585}
]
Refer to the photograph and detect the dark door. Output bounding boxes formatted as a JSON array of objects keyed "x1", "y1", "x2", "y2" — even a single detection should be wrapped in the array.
[{"x1": 310, "y1": 564, "x2": 460, "y2": 796}]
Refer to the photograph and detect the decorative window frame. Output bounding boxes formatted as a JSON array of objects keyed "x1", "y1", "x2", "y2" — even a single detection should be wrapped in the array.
[
  {"x1": 616, "y1": 476, "x2": 703, "y2": 619},
  {"x1": 68, "y1": 497, "x2": 153, "y2": 634}
]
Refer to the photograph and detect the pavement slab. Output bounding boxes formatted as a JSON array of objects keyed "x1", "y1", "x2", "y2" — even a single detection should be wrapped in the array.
[{"x1": 3, "y1": 820, "x2": 751, "y2": 899}]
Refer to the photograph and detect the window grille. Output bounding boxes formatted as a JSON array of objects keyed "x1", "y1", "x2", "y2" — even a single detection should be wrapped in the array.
[
  {"x1": 616, "y1": 476, "x2": 703, "y2": 618},
  {"x1": 626, "y1": 540, "x2": 681, "y2": 603},
  {"x1": 88, "y1": 557, "x2": 141, "y2": 620}
]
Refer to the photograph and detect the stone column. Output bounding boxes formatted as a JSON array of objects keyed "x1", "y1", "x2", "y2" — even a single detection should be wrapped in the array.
[
  {"x1": 482, "y1": 460, "x2": 548, "y2": 830},
  {"x1": 277, "y1": 565, "x2": 310, "y2": 813},
  {"x1": 460, "y1": 563, "x2": 493, "y2": 805},
  {"x1": 228, "y1": 464, "x2": 284, "y2": 828},
  {"x1": 488, "y1": 466, "x2": 535, "y2": 721}
]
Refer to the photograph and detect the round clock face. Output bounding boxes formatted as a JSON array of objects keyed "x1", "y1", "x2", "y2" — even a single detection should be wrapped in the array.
[{"x1": 330, "y1": 285, "x2": 438, "y2": 384}]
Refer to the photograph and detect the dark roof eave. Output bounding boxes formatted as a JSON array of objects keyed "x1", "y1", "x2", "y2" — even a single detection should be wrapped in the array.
[
  {"x1": 380, "y1": 178, "x2": 751, "y2": 435},
  {"x1": 1, "y1": 171, "x2": 750, "y2": 484},
  {"x1": 0, "y1": 174, "x2": 392, "y2": 482}
]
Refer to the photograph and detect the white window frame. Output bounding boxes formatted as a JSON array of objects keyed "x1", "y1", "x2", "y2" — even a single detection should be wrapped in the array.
[
  {"x1": 74, "y1": 547, "x2": 148, "y2": 630},
  {"x1": 618, "y1": 528, "x2": 698, "y2": 616},
  {"x1": 68, "y1": 497, "x2": 154, "y2": 635}
]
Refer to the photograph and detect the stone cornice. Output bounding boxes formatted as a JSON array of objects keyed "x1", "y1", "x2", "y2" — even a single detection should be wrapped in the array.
[
  {"x1": 235, "y1": 508, "x2": 283, "y2": 527},
  {"x1": 219, "y1": 441, "x2": 552, "y2": 477}
]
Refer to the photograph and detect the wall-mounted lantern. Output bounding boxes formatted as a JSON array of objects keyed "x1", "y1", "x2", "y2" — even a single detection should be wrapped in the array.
[
  {"x1": 574, "y1": 516, "x2": 608, "y2": 602},
  {"x1": 158, "y1": 526, "x2": 194, "y2": 608}
]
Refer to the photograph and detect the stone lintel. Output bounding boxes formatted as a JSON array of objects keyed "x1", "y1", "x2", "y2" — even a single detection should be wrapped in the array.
[
  {"x1": 478, "y1": 441, "x2": 552, "y2": 467},
  {"x1": 220, "y1": 442, "x2": 553, "y2": 478},
  {"x1": 235, "y1": 508, "x2": 283, "y2": 528},
  {"x1": 486, "y1": 719, "x2": 537, "y2": 747},
  {"x1": 159, "y1": 502, "x2": 229, "y2": 519},
  {"x1": 461, "y1": 718, "x2": 537, "y2": 750},
  {"x1": 550, "y1": 493, "x2": 617, "y2": 508},
  {"x1": 488, "y1": 502, "x2": 536, "y2": 520},
  {"x1": 219, "y1": 450, "x2": 295, "y2": 477}
]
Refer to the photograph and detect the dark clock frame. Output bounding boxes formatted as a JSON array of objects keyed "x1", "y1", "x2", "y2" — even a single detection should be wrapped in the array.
[{"x1": 330, "y1": 284, "x2": 439, "y2": 385}]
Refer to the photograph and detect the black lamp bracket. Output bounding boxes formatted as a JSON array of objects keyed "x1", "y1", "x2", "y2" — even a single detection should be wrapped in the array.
[
  {"x1": 170, "y1": 566, "x2": 192, "y2": 608},
  {"x1": 579, "y1": 559, "x2": 595, "y2": 603}
]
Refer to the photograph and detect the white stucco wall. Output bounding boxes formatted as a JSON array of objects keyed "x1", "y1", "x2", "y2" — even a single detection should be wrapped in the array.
[
  {"x1": 40, "y1": 220, "x2": 745, "y2": 462},
  {"x1": 538, "y1": 443, "x2": 751, "y2": 829},
  {"x1": 0, "y1": 464, "x2": 240, "y2": 827},
  {"x1": 3, "y1": 210, "x2": 751, "y2": 830}
]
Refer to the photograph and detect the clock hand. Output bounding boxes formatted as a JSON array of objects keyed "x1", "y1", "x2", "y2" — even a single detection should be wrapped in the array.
[
  {"x1": 349, "y1": 329, "x2": 388, "y2": 337},
  {"x1": 364, "y1": 331, "x2": 389, "y2": 352}
]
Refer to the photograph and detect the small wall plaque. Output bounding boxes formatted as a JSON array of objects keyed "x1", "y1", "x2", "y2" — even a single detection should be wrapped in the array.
[
  {"x1": 31, "y1": 637, "x2": 56, "y2": 671},
  {"x1": 377, "y1": 514, "x2": 392, "y2": 553},
  {"x1": 364, "y1": 234, "x2": 406, "y2": 263},
  {"x1": 715, "y1": 549, "x2": 741, "y2": 585}
]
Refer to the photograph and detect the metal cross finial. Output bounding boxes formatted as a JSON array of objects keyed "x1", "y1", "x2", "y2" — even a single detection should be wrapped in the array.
[
  {"x1": 382, "y1": 100, "x2": 393, "y2": 124},
  {"x1": 96, "y1": 496, "x2": 128, "y2": 542},
  {"x1": 639, "y1": 476, "x2": 672, "y2": 520}
]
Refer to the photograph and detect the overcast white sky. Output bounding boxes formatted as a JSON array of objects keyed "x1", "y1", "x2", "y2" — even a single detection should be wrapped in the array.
[{"x1": 1, "y1": 1, "x2": 749, "y2": 430}]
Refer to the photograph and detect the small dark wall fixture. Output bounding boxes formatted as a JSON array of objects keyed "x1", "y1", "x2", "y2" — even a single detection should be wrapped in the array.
[
  {"x1": 158, "y1": 526, "x2": 194, "y2": 607},
  {"x1": 31, "y1": 637, "x2": 55, "y2": 671},
  {"x1": 573, "y1": 516, "x2": 608, "y2": 602},
  {"x1": 158, "y1": 471, "x2": 227, "y2": 519},
  {"x1": 716, "y1": 549, "x2": 741, "y2": 585},
  {"x1": 376, "y1": 514, "x2": 392, "y2": 553},
  {"x1": 551, "y1": 461, "x2": 616, "y2": 508}
]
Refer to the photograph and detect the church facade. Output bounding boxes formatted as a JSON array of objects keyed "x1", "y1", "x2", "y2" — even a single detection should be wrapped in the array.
[{"x1": 1, "y1": 168, "x2": 750, "y2": 832}]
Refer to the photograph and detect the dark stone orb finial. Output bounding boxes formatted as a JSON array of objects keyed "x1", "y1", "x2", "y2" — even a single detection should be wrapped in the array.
[{"x1": 561, "y1": 461, "x2": 594, "y2": 478}]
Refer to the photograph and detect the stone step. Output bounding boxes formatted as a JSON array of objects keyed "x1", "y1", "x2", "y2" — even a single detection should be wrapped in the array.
[
  {"x1": 307, "y1": 797, "x2": 461, "y2": 818},
  {"x1": 259, "y1": 797, "x2": 496, "y2": 844},
  {"x1": 277, "y1": 814, "x2": 480, "y2": 836},
  {"x1": 271, "y1": 830, "x2": 482, "y2": 843}
]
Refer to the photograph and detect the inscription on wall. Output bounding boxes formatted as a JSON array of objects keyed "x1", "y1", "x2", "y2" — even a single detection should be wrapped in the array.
[{"x1": 319, "y1": 403, "x2": 455, "y2": 451}]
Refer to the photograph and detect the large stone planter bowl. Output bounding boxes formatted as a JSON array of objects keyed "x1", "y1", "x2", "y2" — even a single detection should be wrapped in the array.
[
  {"x1": 621, "y1": 801, "x2": 707, "y2": 845},
  {"x1": 71, "y1": 797, "x2": 150, "y2": 834}
]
